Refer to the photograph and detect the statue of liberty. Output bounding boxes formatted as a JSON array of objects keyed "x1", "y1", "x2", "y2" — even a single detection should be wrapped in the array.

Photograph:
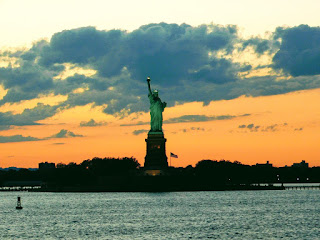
[{"x1": 147, "y1": 77, "x2": 167, "y2": 132}]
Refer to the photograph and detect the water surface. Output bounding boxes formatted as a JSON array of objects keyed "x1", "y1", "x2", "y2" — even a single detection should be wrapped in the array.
[{"x1": 1, "y1": 190, "x2": 319, "y2": 239}]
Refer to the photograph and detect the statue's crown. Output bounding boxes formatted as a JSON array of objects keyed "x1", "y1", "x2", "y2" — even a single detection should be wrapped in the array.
[{"x1": 153, "y1": 89, "x2": 158, "y2": 93}]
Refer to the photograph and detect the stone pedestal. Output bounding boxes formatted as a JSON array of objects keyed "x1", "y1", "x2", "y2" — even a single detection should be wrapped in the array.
[{"x1": 144, "y1": 132, "x2": 168, "y2": 169}]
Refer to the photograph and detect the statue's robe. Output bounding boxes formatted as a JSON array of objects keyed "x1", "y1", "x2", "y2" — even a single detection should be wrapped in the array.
[{"x1": 148, "y1": 93, "x2": 165, "y2": 132}]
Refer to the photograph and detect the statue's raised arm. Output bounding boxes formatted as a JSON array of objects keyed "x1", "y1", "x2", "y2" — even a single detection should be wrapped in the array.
[
  {"x1": 146, "y1": 77, "x2": 166, "y2": 133},
  {"x1": 147, "y1": 76, "x2": 152, "y2": 95}
]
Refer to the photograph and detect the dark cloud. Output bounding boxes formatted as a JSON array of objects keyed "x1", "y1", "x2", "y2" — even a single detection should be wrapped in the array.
[
  {"x1": 18, "y1": 103, "x2": 59, "y2": 122},
  {"x1": 196, "y1": 74, "x2": 320, "y2": 102},
  {"x1": 136, "y1": 126, "x2": 203, "y2": 135},
  {"x1": 123, "y1": 114, "x2": 250, "y2": 127},
  {"x1": 48, "y1": 129, "x2": 83, "y2": 138},
  {"x1": 58, "y1": 75, "x2": 147, "y2": 115},
  {"x1": 39, "y1": 27, "x2": 124, "y2": 67},
  {"x1": 273, "y1": 25, "x2": 320, "y2": 76},
  {"x1": 238, "y1": 123, "x2": 260, "y2": 131},
  {"x1": 121, "y1": 121, "x2": 148, "y2": 127},
  {"x1": 21, "y1": 40, "x2": 50, "y2": 61},
  {"x1": 247, "y1": 123, "x2": 255, "y2": 129},
  {"x1": 0, "y1": 103, "x2": 58, "y2": 129},
  {"x1": 0, "y1": 125, "x2": 11, "y2": 131},
  {"x1": 27, "y1": 23, "x2": 239, "y2": 87},
  {"x1": 241, "y1": 37, "x2": 279, "y2": 55},
  {"x1": 132, "y1": 129, "x2": 149, "y2": 135},
  {"x1": 122, "y1": 23, "x2": 238, "y2": 85},
  {"x1": 164, "y1": 114, "x2": 250, "y2": 124},
  {"x1": 1, "y1": 23, "x2": 320, "y2": 118},
  {"x1": 238, "y1": 123, "x2": 291, "y2": 132},
  {"x1": 53, "y1": 74, "x2": 95, "y2": 95},
  {"x1": 0, "y1": 135, "x2": 41, "y2": 143},
  {"x1": 0, "y1": 129, "x2": 82, "y2": 143},
  {"x1": 0, "y1": 60, "x2": 55, "y2": 103},
  {"x1": 264, "y1": 124, "x2": 278, "y2": 132},
  {"x1": 80, "y1": 119, "x2": 107, "y2": 127},
  {"x1": 181, "y1": 127, "x2": 205, "y2": 133},
  {"x1": 191, "y1": 127, "x2": 205, "y2": 131}
]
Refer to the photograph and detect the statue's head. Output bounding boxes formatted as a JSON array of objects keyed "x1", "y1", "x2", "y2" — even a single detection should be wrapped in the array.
[{"x1": 153, "y1": 89, "x2": 158, "y2": 97}]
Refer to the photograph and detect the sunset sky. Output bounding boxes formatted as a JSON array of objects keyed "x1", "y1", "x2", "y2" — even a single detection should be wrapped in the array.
[{"x1": 0, "y1": 0, "x2": 319, "y2": 168}]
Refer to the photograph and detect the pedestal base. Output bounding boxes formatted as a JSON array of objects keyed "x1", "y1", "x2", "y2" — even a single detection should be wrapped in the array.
[{"x1": 144, "y1": 132, "x2": 168, "y2": 170}]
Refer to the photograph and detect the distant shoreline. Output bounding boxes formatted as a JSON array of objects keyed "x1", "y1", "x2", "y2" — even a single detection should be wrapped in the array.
[
  {"x1": 2, "y1": 182, "x2": 286, "y2": 192},
  {"x1": 3, "y1": 183, "x2": 320, "y2": 192},
  {"x1": 5, "y1": 184, "x2": 320, "y2": 192},
  {"x1": 2, "y1": 158, "x2": 320, "y2": 193},
  {"x1": 37, "y1": 186, "x2": 285, "y2": 193}
]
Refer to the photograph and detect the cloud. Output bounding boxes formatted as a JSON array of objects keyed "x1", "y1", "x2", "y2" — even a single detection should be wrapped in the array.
[
  {"x1": 241, "y1": 36, "x2": 280, "y2": 55},
  {"x1": 1, "y1": 23, "x2": 320, "y2": 119},
  {"x1": 124, "y1": 114, "x2": 250, "y2": 127},
  {"x1": 0, "y1": 103, "x2": 59, "y2": 129},
  {"x1": 133, "y1": 127, "x2": 206, "y2": 135},
  {"x1": 37, "y1": 24, "x2": 238, "y2": 85},
  {"x1": 0, "y1": 135, "x2": 41, "y2": 143},
  {"x1": 0, "y1": 60, "x2": 55, "y2": 103},
  {"x1": 238, "y1": 123, "x2": 291, "y2": 132},
  {"x1": 273, "y1": 25, "x2": 320, "y2": 76},
  {"x1": 39, "y1": 27, "x2": 123, "y2": 67},
  {"x1": 132, "y1": 129, "x2": 149, "y2": 135},
  {"x1": 52, "y1": 142, "x2": 65, "y2": 145},
  {"x1": 247, "y1": 123, "x2": 255, "y2": 129},
  {"x1": 0, "y1": 129, "x2": 83, "y2": 143},
  {"x1": 121, "y1": 121, "x2": 148, "y2": 127},
  {"x1": 0, "y1": 125, "x2": 11, "y2": 131},
  {"x1": 48, "y1": 129, "x2": 83, "y2": 138},
  {"x1": 164, "y1": 114, "x2": 250, "y2": 124},
  {"x1": 80, "y1": 119, "x2": 107, "y2": 127},
  {"x1": 1, "y1": 23, "x2": 239, "y2": 108},
  {"x1": 181, "y1": 127, "x2": 205, "y2": 133},
  {"x1": 238, "y1": 123, "x2": 260, "y2": 131},
  {"x1": 264, "y1": 124, "x2": 278, "y2": 132}
]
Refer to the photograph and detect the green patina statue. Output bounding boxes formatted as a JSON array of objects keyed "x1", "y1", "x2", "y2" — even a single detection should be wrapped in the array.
[{"x1": 147, "y1": 77, "x2": 167, "y2": 132}]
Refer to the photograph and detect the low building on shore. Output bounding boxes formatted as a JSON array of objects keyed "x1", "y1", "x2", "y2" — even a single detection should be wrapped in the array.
[
  {"x1": 39, "y1": 162, "x2": 56, "y2": 170},
  {"x1": 291, "y1": 160, "x2": 309, "y2": 168}
]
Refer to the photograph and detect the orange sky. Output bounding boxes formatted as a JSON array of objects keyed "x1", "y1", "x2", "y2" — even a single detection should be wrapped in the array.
[
  {"x1": 0, "y1": 88, "x2": 319, "y2": 168},
  {"x1": 1, "y1": 7, "x2": 320, "y2": 169}
]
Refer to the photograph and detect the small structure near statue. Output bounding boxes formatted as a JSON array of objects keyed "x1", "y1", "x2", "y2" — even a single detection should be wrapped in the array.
[{"x1": 144, "y1": 77, "x2": 168, "y2": 175}]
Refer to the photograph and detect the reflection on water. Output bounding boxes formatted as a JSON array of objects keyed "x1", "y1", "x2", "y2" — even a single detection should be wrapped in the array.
[{"x1": 1, "y1": 191, "x2": 319, "y2": 239}]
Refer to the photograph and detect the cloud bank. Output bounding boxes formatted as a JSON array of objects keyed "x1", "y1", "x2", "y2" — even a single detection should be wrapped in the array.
[
  {"x1": 0, "y1": 129, "x2": 83, "y2": 143},
  {"x1": 0, "y1": 103, "x2": 58, "y2": 129},
  {"x1": 80, "y1": 119, "x2": 107, "y2": 127},
  {"x1": 0, "y1": 135, "x2": 41, "y2": 143},
  {"x1": 164, "y1": 114, "x2": 250, "y2": 124},
  {"x1": 1, "y1": 23, "x2": 320, "y2": 124}
]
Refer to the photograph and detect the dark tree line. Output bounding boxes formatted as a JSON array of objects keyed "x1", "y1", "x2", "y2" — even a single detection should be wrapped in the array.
[
  {"x1": 1, "y1": 158, "x2": 320, "y2": 189},
  {"x1": 0, "y1": 157, "x2": 140, "y2": 187},
  {"x1": 193, "y1": 159, "x2": 320, "y2": 184},
  {"x1": 47, "y1": 157, "x2": 140, "y2": 186}
]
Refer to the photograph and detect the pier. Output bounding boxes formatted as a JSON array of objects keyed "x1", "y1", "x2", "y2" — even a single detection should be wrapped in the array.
[
  {"x1": 284, "y1": 185, "x2": 320, "y2": 190},
  {"x1": 0, "y1": 186, "x2": 41, "y2": 191}
]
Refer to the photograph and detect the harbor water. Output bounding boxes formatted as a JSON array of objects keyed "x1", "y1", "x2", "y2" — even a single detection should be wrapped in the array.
[{"x1": 1, "y1": 190, "x2": 319, "y2": 239}]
